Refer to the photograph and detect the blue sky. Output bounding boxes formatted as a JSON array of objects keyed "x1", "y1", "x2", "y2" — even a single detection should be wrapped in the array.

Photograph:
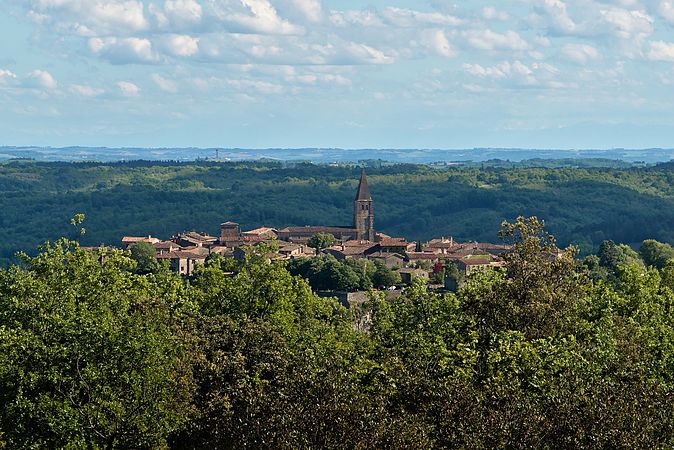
[{"x1": 2, "y1": 0, "x2": 674, "y2": 149}]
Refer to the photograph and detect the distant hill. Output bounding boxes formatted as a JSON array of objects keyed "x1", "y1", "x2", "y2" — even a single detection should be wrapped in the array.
[
  {"x1": 3, "y1": 160, "x2": 674, "y2": 266},
  {"x1": 1, "y1": 146, "x2": 673, "y2": 164}
]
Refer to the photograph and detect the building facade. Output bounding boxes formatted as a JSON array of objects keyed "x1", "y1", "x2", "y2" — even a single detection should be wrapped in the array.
[{"x1": 354, "y1": 170, "x2": 375, "y2": 241}]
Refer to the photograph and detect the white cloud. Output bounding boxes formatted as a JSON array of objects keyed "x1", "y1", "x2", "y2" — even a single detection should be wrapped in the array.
[
  {"x1": 0, "y1": 69, "x2": 18, "y2": 84},
  {"x1": 530, "y1": 0, "x2": 578, "y2": 35},
  {"x1": 343, "y1": 42, "x2": 394, "y2": 64},
  {"x1": 562, "y1": 43, "x2": 601, "y2": 63},
  {"x1": 25, "y1": 70, "x2": 58, "y2": 89},
  {"x1": 599, "y1": 7, "x2": 653, "y2": 40},
  {"x1": 288, "y1": 0, "x2": 323, "y2": 23},
  {"x1": 528, "y1": 0, "x2": 653, "y2": 43},
  {"x1": 464, "y1": 29, "x2": 529, "y2": 51},
  {"x1": 69, "y1": 84, "x2": 104, "y2": 96},
  {"x1": 28, "y1": 0, "x2": 148, "y2": 36},
  {"x1": 658, "y1": 0, "x2": 674, "y2": 24},
  {"x1": 421, "y1": 30, "x2": 456, "y2": 58},
  {"x1": 464, "y1": 62, "x2": 510, "y2": 79},
  {"x1": 647, "y1": 40, "x2": 674, "y2": 61},
  {"x1": 116, "y1": 80, "x2": 140, "y2": 96},
  {"x1": 463, "y1": 60, "x2": 563, "y2": 88},
  {"x1": 381, "y1": 7, "x2": 462, "y2": 27},
  {"x1": 89, "y1": 37, "x2": 159, "y2": 64},
  {"x1": 151, "y1": 73, "x2": 178, "y2": 92},
  {"x1": 164, "y1": 34, "x2": 200, "y2": 57},
  {"x1": 482, "y1": 7, "x2": 509, "y2": 21},
  {"x1": 329, "y1": 9, "x2": 384, "y2": 27},
  {"x1": 226, "y1": 79, "x2": 284, "y2": 94},
  {"x1": 162, "y1": 0, "x2": 203, "y2": 27},
  {"x1": 210, "y1": 0, "x2": 304, "y2": 35}
]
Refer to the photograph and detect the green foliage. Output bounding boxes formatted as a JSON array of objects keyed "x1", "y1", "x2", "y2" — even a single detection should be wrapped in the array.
[
  {"x1": 639, "y1": 239, "x2": 674, "y2": 269},
  {"x1": 444, "y1": 261, "x2": 465, "y2": 291},
  {"x1": 3, "y1": 218, "x2": 674, "y2": 447},
  {"x1": 6, "y1": 160, "x2": 674, "y2": 266},
  {"x1": 0, "y1": 239, "x2": 193, "y2": 448},
  {"x1": 306, "y1": 232, "x2": 337, "y2": 255},
  {"x1": 371, "y1": 259, "x2": 401, "y2": 288},
  {"x1": 288, "y1": 255, "x2": 398, "y2": 291},
  {"x1": 128, "y1": 241, "x2": 159, "y2": 274}
]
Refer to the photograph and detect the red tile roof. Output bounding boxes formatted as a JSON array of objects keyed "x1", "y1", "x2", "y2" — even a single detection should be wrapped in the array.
[
  {"x1": 242, "y1": 227, "x2": 276, "y2": 236},
  {"x1": 407, "y1": 252, "x2": 440, "y2": 260},
  {"x1": 379, "y1": 237, "x2": 408, "y2": 247},
  {"x1": 122, "y1": 236, "x2": 160, "y2": 244}
]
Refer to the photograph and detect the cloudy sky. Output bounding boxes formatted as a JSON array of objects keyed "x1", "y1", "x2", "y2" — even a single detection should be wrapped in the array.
[{"x1": 2, "y1": 0, "x2": 674, "y2": 149}]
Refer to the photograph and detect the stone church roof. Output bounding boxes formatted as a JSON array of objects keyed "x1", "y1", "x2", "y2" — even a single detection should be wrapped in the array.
[{"x1": 355, "y1": 169, "x2": 371, "y2": 201}]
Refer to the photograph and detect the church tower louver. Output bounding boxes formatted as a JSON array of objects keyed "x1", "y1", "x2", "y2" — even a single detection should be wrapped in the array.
[{"x1": 354, "y1": 170, "x2": 375, "y2": 241}]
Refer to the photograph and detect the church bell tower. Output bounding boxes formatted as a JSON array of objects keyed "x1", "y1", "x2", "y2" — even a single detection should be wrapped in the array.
[{"x1": 354, "y1": 170, "x2": 375, "y2": 241}]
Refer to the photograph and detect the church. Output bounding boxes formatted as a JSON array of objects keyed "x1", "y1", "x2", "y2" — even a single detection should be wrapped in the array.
[{"x1": 274, "y1": 170, "x2": 376, "y2": 243}]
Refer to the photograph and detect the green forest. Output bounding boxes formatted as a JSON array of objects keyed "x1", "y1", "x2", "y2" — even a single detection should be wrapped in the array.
[
  {"x1": 3, "y1": 159, "x2": 674, "y2": 266},
  {"x1": 2, "y1": 217, "x2": 674, "y2": 448}
]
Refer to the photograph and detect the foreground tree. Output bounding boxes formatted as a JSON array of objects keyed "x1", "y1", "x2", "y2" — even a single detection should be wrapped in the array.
[
  {"x1": 128, "y1": 240, "x2": 159, "y2": 274},
  {"x1": 639, "y1": 239, "x2": 674, "y2": 269},
  {"x1": 0, "y1": 240, "x2": 193, "y2": 448},
  {"x1": 307, "y1": 232, "x2": 337, "y2": 255}
]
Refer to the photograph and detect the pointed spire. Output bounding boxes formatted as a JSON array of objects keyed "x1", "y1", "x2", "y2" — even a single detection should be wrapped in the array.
[{"x1": 355, "y1": 169, "x2": 371, "y2": 201}]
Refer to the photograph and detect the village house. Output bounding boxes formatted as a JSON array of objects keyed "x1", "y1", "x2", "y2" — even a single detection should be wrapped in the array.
[
  {"x1": 367, "y1": 252, "x2": 406, "y2": 269},
  {"x1": 398, "y1": 267, "x2": 430, "y2": 284},
  {"x1": 423, "y1": 237, "x2": 457, "y2": 254},
  {"x1": 324, "y1": 241, "x2": 381, "y2": 260},
  {"x1": 121, "y1": 236, "x2": 160, "y2": 249},
  {"x1": 242, "y1": 227, "x2": 278, "y2": 239},
  {"x1": 157, "y1": 250, "x2": 206, "y2": 276},
  {"x1": 406, "y1": 252, "x2": 442, "y2": 265},
  {"x1": 174, "y1": 231, "x2": 218, "y2": 248},
  {"x1": 376, "y1": 236, "x2": 415, "y2": 254},
  {"x1": 153, "y1": 240, "x2": 180, "y2": 255},
  {"x1": 456, "y1": 254, "x2": 506, "y2": 275},
  {"x1": 278, "y1": 242, "x2": 312, "y2": 258}
]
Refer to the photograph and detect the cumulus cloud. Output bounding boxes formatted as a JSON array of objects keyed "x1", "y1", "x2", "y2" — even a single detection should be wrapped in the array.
[
  {"x1": 157, "y1": 0, "x2": 203, "y2": 28},
  {"x1": 151, "y1": 73, "x2": 178, "y2": 92},
  {"x1": 463, "y1": 60, "x2": 564, "y2": 88},
  {"x1": 89, "y1": 37, "x2": 159, "y2": 64},
  {"x1": 380, "y1": 7, "x2": 462, "y2": 27},
  {"x1": 0, "y1": 69, "x2": 18, "y2": 85},
  {"x1": 69, "y1": 84, "x2": 105, "y2": 96},
  {"x1": 287, "y1": 0, "x2": 323, "y2": 23},
  {"x1": 116, "y1": 80, "x2": 140, "y2": 96},
  {"x1": 562, "y1": 43, "x2": 601, "y2": 63},
  {"x1": 464, "y1": 29, "x2": 529, "y2": 51},
  {"x1": 421, "y1": 29, "x2": 457, "y2": 57},
  {"x1": 342, "y1": 42, "x2": 395, "y2": 64},
  {"x1": 25, "y1": 70, "x2": 58, "y2": 89},
  {"x1": 599, "y1": 7, "x2": 653, "y2": 40},
  {"x1": 27, "y1": 0, "x2": 148, "y2": 36},
  {"x1": 647, "y1": 40, "x2": 674, "y2": 61},
  {"x1": 482, "y1": 7, "x2": 509, "y2": 21},
  {"x1": 163, "y1": 34, "x2": 200, "y2": 57},
  {"x1": 658, "y1": 0, "x2": 674, "y2": 24},
  {"x1": 209, "y1": 0, "x2": 304, "y2": 35},
  {"x1": 530, "y1": 0, "x2": 578, "y2": 35}
]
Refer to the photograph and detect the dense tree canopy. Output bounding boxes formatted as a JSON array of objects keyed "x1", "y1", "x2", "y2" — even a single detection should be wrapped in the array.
[
  {"x1": 5, "y1": 160, "x2": 674, "y2": 266},
  {"x1": 2, "y1": 218, "x2": 674, "y2": 448},
  {"x1": 307, "y1": 233, "x2": 337, "y2": 255}
]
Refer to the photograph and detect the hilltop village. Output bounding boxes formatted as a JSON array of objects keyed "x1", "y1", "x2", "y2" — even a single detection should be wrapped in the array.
[{"x1": 120, "y1": 171, "x2": 511, "y2": 290}]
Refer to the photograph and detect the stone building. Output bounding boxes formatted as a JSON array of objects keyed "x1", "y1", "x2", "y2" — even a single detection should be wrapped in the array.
[
  {"x1": 276, "y1": 170, "x2": 376, "y2": 243},
  {"x1": 353, "y1": 169, "x2": 375, "y2": 241}
]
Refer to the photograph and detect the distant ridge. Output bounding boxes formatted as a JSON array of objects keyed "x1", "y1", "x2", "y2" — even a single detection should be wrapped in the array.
[{"x1": 1, "y1": 146, "x2": 673, "y2": 164}]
